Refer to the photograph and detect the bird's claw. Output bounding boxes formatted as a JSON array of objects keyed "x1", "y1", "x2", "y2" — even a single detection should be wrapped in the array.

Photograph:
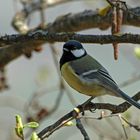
[{"x1": 81, "y1": 97, "x2": 95, "y2": 115}]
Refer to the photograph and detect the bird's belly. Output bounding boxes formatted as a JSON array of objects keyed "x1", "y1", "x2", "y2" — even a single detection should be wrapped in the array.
[{"x1": 61, "y1": 63, "x2": 108, "y2": 97}]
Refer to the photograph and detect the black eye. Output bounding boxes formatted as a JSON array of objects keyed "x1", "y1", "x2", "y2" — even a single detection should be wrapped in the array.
[{"x1": 72, "y1": 46, "x2": 77, "y2": 50}]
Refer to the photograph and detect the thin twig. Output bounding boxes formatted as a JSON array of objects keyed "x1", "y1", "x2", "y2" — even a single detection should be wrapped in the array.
[
  {"x1": 118, "y1": 114, "x2": 128, "y2": 140},
  {"x1": 39, "y1": 0, "x2": 46, "y2": 25},
  {"x1": 81, "y1": 113, "x2": 128, "y2": 139},
  {"x1": 121, "y1": 116, "x2": 140, "y2": 131},
  {"x1": 76, "y1": 118, "x2": 90, "y2": 140}
]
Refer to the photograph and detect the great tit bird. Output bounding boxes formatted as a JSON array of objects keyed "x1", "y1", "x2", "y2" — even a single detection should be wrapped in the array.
[{"x1": 60, "y1": 40, "x2": 140, "y2": 109}]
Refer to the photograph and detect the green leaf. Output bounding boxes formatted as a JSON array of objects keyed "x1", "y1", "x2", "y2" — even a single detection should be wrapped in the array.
[
  {"x1": 15, "y1": 127, "x2": 24, "y2": 139},
  {"x1": 15, "y1": 115, "x2": 23, "y2": 128},
  {"x1": 64, "y1": 121, "x2": 74, "y2": 127},
  {"x1": 30, "y1": 132, "x2": 40, "y2": 140},
  {"x1": 23, "y1": 122, "x2": 39, "y2": 128},
  {"x1": 15, "y1": 115, "x2": 24, "y2": 138},
  {"x1": 134, "y1": 47, "x2": 140, "y2": 59},
  {"x1": 98, "y1": 5, "x2": 111, "y2": 16}
]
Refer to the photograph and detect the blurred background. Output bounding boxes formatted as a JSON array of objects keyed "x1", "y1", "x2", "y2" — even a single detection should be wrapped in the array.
[{"x1": 0, "y1": 0, "x2": 140, "y2": 139}]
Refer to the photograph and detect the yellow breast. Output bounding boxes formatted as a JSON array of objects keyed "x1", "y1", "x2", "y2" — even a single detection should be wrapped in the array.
[{"x1": 61, "y1": 63, "x2": 107, "y2": 97}]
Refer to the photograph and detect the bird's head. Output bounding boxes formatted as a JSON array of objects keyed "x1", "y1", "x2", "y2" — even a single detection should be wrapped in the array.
[
  {"x1": 63, "y1": 40, "x2": 87, "y2": 58},
  {"x1": 60, "y1": 40, "x2": 87, "y2": 68}
]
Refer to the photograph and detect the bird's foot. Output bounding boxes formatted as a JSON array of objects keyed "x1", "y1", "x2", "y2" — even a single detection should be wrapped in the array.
[
  {"x1": 89, "y1": 107, "x2": 96, "y2": 113},
  {"x1": 81, "y1": 97, "x2": 94, "y2": 115}
]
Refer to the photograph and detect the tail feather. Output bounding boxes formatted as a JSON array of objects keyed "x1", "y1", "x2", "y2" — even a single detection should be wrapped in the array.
[{"x1": 118, "y1": 89, "x2": 140, "y2": 109}]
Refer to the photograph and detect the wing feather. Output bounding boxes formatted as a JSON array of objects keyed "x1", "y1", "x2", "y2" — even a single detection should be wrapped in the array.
[{"x1": 69, "y1": 55, "x2": 119, "y2": 93}]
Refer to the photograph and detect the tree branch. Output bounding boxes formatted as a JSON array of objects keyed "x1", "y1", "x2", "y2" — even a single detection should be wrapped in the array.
[
  {"x1": 0, "y1": 32, "x2": 140, "y2": 67},
  {"x1": 2, "y1": 6, "x2": 140, "y2": 67},
  {"x1": 1, "y1": 6, "x2": 140, "y2": 67},
  {"x1": 12, "y1": 4, "x2": 140, "y2": 33},
  {"x1": 2, "y1": 32, "x2": 140, "y2": 45},
  {"x1": 37, "y1": 91, "x2": 140, "y2": 140},
  {"x1": 38, "y1": 6, "x2": 140, "y2": 32}
]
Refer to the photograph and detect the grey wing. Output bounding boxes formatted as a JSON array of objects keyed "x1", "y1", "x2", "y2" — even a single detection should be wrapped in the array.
[
  {"x1": 70, "y1": 55, "x2": 119, "y2": 94},
  {"x1": 84, "y1": 68, "x2": 118, "y2": 87},
  {"x1": 81, "y1": 68, "x2": 120, "y2": 96}
]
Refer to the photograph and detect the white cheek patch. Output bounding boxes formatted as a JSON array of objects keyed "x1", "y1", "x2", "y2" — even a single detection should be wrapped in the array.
[{"x1": 71, "y1": 49, "x2": 85, "y2": 57}]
